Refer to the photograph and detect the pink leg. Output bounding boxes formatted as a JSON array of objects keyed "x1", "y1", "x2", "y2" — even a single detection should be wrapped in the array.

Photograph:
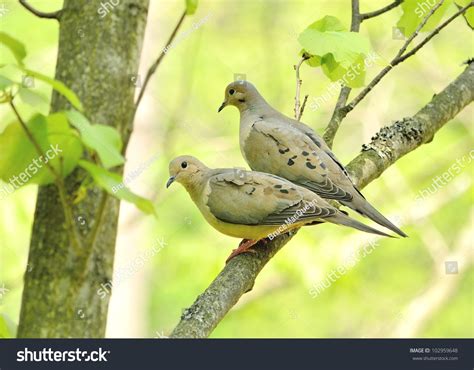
[{"x1": 226, "y1": 239, "x2": 259, "y2": 263}]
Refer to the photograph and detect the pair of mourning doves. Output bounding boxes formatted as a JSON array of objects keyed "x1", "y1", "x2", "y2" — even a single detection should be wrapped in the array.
[
  {"x1": 218, "y1": 81, "x2": 406, "y2": 237},
  {"x1": 167, "y1": 156, "x2": 391, "y2": 261}
]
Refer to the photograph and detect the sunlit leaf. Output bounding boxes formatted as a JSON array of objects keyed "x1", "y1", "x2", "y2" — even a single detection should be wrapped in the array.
[
  {"x1": 65, "y1": 110, "x2": 124, "y2": 169},
  {"x1": 297, "y1": 16, "x2": 371, "y2": 88},
  {"x1": 18, "y1": 87, "x2": 48, "y2": 107},
  {"x1": 78, "y1": 160, "x2": 156, "y2": 215},
  {"x1": 0, "y1": 32, "x2": 26, "y2": 65},
  {"x1": 298, "y1": 16, "x2": 370, "y2": 68},
  {"x1": 455, "y1": 0, "x2": 474, "y2": 29},
  {"x1": 321, "y1": 53, "x2": 366, "y2": 88},
  {"x1": 185, "y1": 0, "x2": 198, "y2": 15},
  {"x1": 396, "y1": 0, "x2": 454, "y2": 36},
  {"x1": 0, "y1": 113, "x2": 83, "y2": 186}
]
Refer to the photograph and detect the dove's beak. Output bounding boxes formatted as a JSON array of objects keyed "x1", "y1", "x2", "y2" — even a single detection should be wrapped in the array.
[
  {"x1": 166, "y1": 176, "x2": 176, "y2": 188},
  {"x1": 218, "y1": 101, "x2": 227, "y2": 113}
]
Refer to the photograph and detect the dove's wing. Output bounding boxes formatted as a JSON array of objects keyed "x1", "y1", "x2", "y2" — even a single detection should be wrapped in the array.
[
  {"x1": 243, "y1": 118, "x2": 353, "y2": 201},
  {"x1": 205, "y1": 170, "x2": 337, "y2": 226}
]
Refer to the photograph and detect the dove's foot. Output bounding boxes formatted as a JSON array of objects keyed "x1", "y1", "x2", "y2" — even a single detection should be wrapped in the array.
[{"x1": 226, "y1": 239, "x2": 258, "y2": 263}]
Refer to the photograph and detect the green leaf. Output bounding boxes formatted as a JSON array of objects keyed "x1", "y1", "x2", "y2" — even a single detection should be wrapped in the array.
[
  {"x1": 297, "y1": 16, "x2": 372, "y2": 88},
  {"x1": 185, "y1": 0, "x2": 198, "y2": 15},
  {"x1": 298, "y1": 16, "x2": 370, "y2": 68},
  {"x1": 18, "y1": 87, "x2": 48, "y2": 107},
  {"x1": 22, "y1": 68, "x2": 83, "y2": 111},
  {"x1": 0, "y1": 113, "x2": 83, "y2": 186},
  {"x1": 321, "y1": 53, "x2": 366, "y2": 88},
  {"x1": 65, "y1": 110, "x2": 125, "y2": 169},
  {"x1": 78, "y1": 160, "x2": 156, "y2": 215},
  {"x1": 455, "y1": 0, "x2": 474, "y2": 29},
  {"x1": 396, "y1": 0, "x2": 453, "y2": 36},
  {"x1": 0, "y1": 75, "x2": 15, "y2": 90},
  {"x1": 0, "y1": 32, "x2": 27, "y2": 65}
]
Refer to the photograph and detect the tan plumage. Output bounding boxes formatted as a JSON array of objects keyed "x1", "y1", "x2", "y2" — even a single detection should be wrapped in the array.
[
  {"x1": 166, "y1": 155, "x2": 391, "y2": 243},
  {"x1": 218, "y1": 80, "x2": 407, "y2": 237}
]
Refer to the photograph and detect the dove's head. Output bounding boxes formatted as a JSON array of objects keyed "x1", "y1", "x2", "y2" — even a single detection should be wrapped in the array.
[
  {"x1": 167, "y1": 155, "x2": 208, "y2": 190},
  {"x1": 218, "y1": 80, "x2": 261, "y2": 113}
]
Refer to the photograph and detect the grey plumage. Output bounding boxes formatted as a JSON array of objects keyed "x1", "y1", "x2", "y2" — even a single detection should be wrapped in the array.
[{"x1": 218, "y1": 80, "x2": 407, "y2": 237}]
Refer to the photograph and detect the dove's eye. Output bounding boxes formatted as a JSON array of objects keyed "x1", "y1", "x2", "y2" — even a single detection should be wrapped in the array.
[
  {"x1": 229, "y1": 89, "x2": 235, "y2": 95},
  {"x1": 181, "y1": 161, "x2": 188, "y2": 169}
]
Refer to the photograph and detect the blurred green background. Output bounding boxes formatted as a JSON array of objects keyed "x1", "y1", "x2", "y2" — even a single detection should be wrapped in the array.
[{"x1": 0, "y1": 0, "x2": 472, "y2": 338}]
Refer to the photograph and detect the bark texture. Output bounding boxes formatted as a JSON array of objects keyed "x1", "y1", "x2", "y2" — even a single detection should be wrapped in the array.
[
  {"x1": 17, "y1": 0, "x2": 149, "y2": 338},
  {"x1": 170, "y1": 63, "x2": 474, "y2": 338}
]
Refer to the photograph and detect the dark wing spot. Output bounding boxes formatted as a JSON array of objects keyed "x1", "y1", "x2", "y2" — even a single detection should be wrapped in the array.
[
  {"x1": 314, "y1": 140, "x2": 321, "y2": 148},
  {"x1": 246, "y1": 187, "x2": 256, "y2": 195},
  {"x1": 306, "y1": 162, "x2": 317, "y2": 169},
  {"x1": 274, "y1": 184, "x2": 283, "y2": 188},
  {"x1": 287, "y1": 159, "x2": 295, "y2": 166},
  {"x1": 278, "y1": 147, "x2": 290, "y2": 154},
  {"x1": 320, "y1": 162, "x2": 327, "y2": 169},
  {"x1": 238, "y1": 99, "x2": 245, "y2": 102},
  {"x1": 291, "y1": 155, "x2": 298, "y2": 159},
  {"x1": 280, "y1": 189, "x2": 289, "y2": 194},
  {"x1": 302, "y1": 151, "x2": 309, "y2": 156}
]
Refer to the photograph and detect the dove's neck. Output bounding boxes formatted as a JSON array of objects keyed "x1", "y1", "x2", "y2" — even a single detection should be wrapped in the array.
[{"x1": 183, "y1": 170, "x2": 209, "y2": 203}]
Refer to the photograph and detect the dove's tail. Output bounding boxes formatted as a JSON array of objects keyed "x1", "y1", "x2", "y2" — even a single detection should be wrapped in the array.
[
  {"x1": 341, "y1": 191, "x2": 408, "y2": 238},
  {"x1": 327, "y1": 212, "x2": 394, "y2": 238}
]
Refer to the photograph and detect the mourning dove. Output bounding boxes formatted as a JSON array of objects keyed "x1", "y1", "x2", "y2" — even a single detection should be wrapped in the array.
[
  {"x1": 218, "y1": 81, "x2": 407, "y2": 237},
  {"x1": 167, "y1": 155, "x2": 391, "y2": 261}
]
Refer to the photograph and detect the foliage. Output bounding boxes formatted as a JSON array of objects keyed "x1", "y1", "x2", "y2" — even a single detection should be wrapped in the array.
[{"x1": 0, "y1": 33, "x2": 154, "y2": 213}]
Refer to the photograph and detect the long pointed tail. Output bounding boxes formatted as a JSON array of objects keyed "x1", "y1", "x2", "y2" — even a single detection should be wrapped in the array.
[
  {"x1": 341, "y1": 193, "x2": 407, "y2": 237},
  {"x1": 327, "y1": 213, "x2": 394, "y2": 238}
]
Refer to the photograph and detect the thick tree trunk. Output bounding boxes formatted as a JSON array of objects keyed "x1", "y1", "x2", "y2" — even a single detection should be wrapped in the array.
[{"x1": 17, "y1": 0, "x2": 149, "y2": 338}]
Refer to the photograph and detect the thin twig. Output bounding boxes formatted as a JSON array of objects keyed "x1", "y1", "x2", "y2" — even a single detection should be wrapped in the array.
[
  {"x1": 19, "y1": 0, "x2": 61, "y2": 20},
  {"x1": 294, "y1": 56, "x2": 309, "y2": 120},
  {"x1": 323, "y1": 0, "x2": 469, "y2": 146},
  {"x1": 134, "y1": 10, "x2": 187, "y2": 110},
  {"x1": 299, "y1": 94, "x2": 309, "y2": 120},
  {"x1": 9, "y1": 100, "x2": 83, "y2": 252},
  {"x1": 360, "y1": 0, "x2": 403, "y2": 21}
]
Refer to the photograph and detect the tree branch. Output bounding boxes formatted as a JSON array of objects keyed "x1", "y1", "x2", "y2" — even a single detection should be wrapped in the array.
[
  {"x1": 360, "y1": 0, "x2": 403, "y2": 21},
  {"x1": 19, "y1": 0, "x2": 61, "y2": 20},
  {"x1": 170, "y1": 62, "x2": 474, "y2": 338},
  {"x1": 324, "y1": 1, "x2": 473, "y2": 146}
]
